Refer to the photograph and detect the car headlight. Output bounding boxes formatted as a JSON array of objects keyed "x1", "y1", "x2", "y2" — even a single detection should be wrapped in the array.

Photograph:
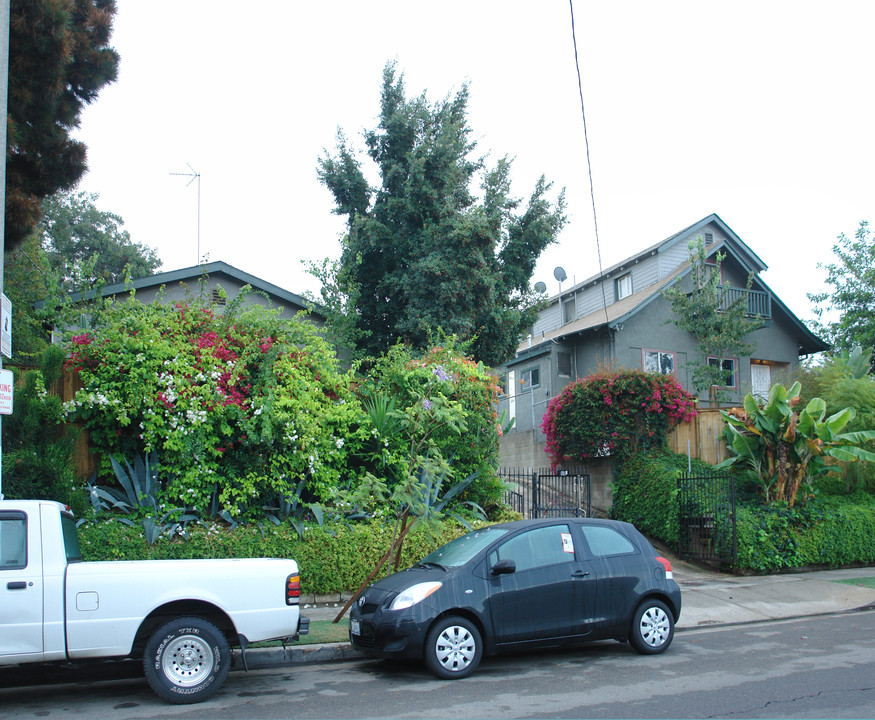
[{"x1": 389, "y1": 581, "x2": 443, "y2": 611}]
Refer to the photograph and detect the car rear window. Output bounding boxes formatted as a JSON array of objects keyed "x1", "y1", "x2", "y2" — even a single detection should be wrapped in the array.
[{"x1": 581, "y1": 525, "x2": 637, "y2": 557}]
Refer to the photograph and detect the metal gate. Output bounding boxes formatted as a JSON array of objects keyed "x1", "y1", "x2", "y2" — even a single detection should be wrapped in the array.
[
  {"x1": 499, "y1": 467, "x2": 591, "y2": 519},
  {"x1": 677, "y1": 469, "x2": 737, "y2": 563}
]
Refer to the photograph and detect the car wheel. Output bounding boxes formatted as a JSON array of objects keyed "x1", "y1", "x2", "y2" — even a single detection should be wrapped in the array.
[
  {"x1": 143, "y1": 616, "x2": 231, "y2": 704},
  {"x1": 629, "y1": 599, "x2": 674, "y2": 654},
  {"x1": 423, "y1": 616, "x2": 482, "y2": 679}
]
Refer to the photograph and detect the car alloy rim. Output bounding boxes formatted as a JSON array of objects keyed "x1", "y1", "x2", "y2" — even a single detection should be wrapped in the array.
[
  {"x1": 434, "y1": 624, "x2": 477, "y2": 672},
  {"x1": 162, "y1": 633, "x2": 215, "y2": 687},
  {"x1": 639, "y1": 605, "x2": 670, "y2": 647}
]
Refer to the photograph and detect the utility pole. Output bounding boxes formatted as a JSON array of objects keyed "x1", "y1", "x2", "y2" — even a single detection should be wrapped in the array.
[{"x1": 0, "y1": 0, "x2": 11, "y2": 499}]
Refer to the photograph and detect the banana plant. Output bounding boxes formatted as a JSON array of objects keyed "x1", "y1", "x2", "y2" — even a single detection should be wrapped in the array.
[{"x1": 718, "y1": 382, "x2": 875, "y2": 506}]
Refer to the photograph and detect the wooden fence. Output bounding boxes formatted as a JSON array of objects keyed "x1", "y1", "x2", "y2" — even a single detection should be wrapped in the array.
[{"x1": 668, "y1": 407, "x2": 729, "y2": 465}]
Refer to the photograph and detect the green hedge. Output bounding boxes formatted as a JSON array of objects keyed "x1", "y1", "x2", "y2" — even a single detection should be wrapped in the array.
[
  {"x1": 611, "y1": 450, "x2": 875, "y2": 572},
  {"x1": 77, "y1": 518, "x2": 471, "y2": 596},
  {"x1": 736, "y1": 494, "x2": 875, "y2": 572},
  {"x1": 610, "y1": 450, "x2": 715, "y2": 548}
]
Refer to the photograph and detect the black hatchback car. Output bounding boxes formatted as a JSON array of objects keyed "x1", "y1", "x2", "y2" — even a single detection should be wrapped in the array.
[{"x1": 349, "y1": 518, "x2": 681, "y2": 679}]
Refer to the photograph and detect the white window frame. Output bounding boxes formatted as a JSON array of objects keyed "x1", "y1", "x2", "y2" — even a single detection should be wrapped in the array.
[{"x1": 616, "y1": 273, "x2": 633, "y2": 301}]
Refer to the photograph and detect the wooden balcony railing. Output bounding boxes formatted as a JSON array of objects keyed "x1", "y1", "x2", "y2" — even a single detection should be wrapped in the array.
[{"x1": 719, "y1": 286, "x2": 771, "y2": 319}]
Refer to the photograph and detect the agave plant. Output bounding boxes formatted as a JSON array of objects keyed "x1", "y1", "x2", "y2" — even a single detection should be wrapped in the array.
[
  {"x1": 718, "y1": 382, "x2": 875, "y2": 506},
  {"x1": 87, "y1": 452, "x2": 198, "y2": 544}
]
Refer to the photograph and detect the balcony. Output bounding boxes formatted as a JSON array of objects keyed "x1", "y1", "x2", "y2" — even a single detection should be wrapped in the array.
[{"x1": 719, "y1": 286, "x2": 771, "y2": 319}]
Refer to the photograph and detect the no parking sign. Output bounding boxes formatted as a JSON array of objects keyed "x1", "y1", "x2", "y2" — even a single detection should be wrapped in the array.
[{"x1": 0, "y1": 369, "x2": 13, "y2": 415}]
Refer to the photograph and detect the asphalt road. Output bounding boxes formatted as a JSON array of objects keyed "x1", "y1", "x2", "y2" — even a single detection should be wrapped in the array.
[{"x1": 2, "y1": 610, "x2": 874, "y2": 719}]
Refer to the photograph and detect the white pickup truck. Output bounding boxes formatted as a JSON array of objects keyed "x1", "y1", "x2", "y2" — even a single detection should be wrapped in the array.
[{"x1": 0, "y1": 499, "x2": 309, "y2": 703}]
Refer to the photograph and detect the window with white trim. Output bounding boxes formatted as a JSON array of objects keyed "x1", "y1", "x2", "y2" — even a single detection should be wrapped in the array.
[
  {"x1": 616, "y1": 273, "x2": 632, "y2": 301},
  {"x1": 643, "y1": 350, "x2": 675, "y2": 375},
  {"x1": 519, "y1": 367, "x2": 540, "y2": 392}
]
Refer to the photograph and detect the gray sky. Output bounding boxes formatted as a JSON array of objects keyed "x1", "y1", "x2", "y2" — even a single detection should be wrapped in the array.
[{"x1": 74, "y1": 0, "x2": 875, "y2": 326}]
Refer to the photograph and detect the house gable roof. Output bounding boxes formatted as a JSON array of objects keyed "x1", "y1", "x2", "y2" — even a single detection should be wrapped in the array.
[
  {"x1": 69, "y1": 261, "x2": 325, "y2": 319},
  {"x1": 520, "y1": 213, "x2": 827, "y2": 357}
]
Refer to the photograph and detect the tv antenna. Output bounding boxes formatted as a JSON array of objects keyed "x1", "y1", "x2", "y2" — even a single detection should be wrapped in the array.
[{"x1": 170, "y1": 163, "x2": 201, "y2": 264}]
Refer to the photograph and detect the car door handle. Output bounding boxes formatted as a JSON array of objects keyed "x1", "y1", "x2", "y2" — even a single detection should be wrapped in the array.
[
  {"x1": 572, "y1": 570, "x2": 590, "y2": 578},
  {"x1": 7, "y1": 581, "x2": 26, "y2": 590}
]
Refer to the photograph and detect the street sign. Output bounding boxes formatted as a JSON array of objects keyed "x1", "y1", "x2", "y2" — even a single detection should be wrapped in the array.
[
  {"x1": 1, "y1": 293, "x2": 10, "y2": 359},
  {"x1": 0, "y1": 368, "x2": 13, "y2": 415}
]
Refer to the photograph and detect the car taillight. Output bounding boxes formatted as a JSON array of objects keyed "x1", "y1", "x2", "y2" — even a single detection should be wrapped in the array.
[
  {"x1": 286, "y1": 574, "x2": 301, "y2": 605},
  {"x1": 656, "y1": 556, "x2": 673, "y2": 580}
]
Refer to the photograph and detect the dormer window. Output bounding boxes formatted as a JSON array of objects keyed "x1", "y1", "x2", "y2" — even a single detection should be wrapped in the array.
[
  {"x1": 562, "y1": 297, "x2": 576, "y2": 324},
  {"x1": 616, "y1": 273, "x2": 632, "y2": 301}
]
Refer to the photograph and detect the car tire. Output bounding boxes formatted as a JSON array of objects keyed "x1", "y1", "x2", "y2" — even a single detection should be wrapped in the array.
[
  {"x1": 143, "y1": 616, "x2": 231, "y2": 704},
  {"x1": 629, "y1": 599, "x2": 674, "y2": 655},
  {"x1": 423, "y1": 616, "x2": 483, "y2": 679}
]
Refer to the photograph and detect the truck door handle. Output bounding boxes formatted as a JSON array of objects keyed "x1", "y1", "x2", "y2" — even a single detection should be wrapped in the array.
[
  {"x1": 572, "y1": 570, "x2": 590, "y2": 578},
  {"x1": 7, "y1": 581, "x2": 26, "y2": 590}
]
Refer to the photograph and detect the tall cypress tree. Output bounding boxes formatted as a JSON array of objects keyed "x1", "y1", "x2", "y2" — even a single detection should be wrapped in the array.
[{"x1": 318, "y1": 62, "x2": 566, "y2": 366}]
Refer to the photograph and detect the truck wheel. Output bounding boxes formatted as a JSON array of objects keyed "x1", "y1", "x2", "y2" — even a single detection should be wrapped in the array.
[{"x1": 143, "y1": 616, "x2": 231, "y2": 704}]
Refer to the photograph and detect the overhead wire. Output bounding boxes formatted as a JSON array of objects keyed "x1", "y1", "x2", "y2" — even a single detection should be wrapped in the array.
[{"x1": 568, "y1": 0, "x2": 610, "y2": 326}]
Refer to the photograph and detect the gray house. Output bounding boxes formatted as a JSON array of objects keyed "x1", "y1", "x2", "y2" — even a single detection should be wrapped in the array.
[
  {"x1": 497, "y1": 213, "x2": 828, "y2": 468},
  {"x1": 61, "y1": 260, "x2": 324, "y2": 329}
]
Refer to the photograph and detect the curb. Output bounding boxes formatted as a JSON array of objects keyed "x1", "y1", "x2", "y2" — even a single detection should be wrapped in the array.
[{"x1": 235, "y1": 642, "x2": 360, "y2": 670}]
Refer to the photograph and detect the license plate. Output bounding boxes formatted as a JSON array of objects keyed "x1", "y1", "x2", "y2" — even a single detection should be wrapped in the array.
[{"x1": 350, "y1": 619, "x2": 361, "y2": 636}]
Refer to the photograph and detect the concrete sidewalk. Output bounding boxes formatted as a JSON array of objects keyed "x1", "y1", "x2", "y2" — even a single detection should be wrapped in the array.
[{"x1": 240, "y1": 560, "x2": 875, "y2": 669}]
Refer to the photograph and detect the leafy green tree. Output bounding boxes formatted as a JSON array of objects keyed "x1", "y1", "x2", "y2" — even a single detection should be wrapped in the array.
[
  {"x1": 6, "y1": 0, "x2": 120, "y2": 251},
  {"x1": 39, "y1": 190, "x2": 161, "y2": 289},
  {"x1": 808, "y1": 221, "x2": 875, "y2": 368},
  {"x1": 317, "y1": 62, "x2": 566, "y2": 366},
  {"x1": 664, "y1": 237, "x2": 762, "y2": 405},
  {"x1": 718, "y1": 382, "x2": 875, "y2": 507},
  {"x1": 3, "y1": 236, "x2": 60, "y2": 365}
]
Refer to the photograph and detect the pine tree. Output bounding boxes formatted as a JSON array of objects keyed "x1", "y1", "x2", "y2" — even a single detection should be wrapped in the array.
[{"x1": 5, "y1": 0, "x2": 120, "y2": 251}]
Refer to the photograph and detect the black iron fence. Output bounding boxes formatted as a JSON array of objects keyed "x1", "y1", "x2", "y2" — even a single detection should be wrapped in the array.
[
  {"x1": 677, "y1": 469, "x2": 737, "y2": 564},
  {"x1": 499, "y1": 467, "x2": 591, "y2": 519}
]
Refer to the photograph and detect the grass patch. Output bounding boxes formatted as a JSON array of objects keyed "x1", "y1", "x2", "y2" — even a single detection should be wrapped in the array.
[
  {"x1": 302, "y1": 618, "x2": 351, "y2": 645},
  {"x1": 251, "y1": 618, "x2": 350, "y2": 648},
  {"x1": 833, "y1": 577, "x2": 875, "y2": 590}
]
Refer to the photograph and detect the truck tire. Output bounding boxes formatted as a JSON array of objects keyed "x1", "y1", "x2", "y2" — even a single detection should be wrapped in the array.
[{"x1": 143, "y1": 616, "x2": 231, "y2": 704}]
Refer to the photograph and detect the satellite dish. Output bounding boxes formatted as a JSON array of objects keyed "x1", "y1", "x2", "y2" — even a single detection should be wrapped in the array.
[
  {"x1": 553, "y1": 267, "x2": 567, "y2": 283},
  {"x1": 534, "y1": 281, "x2": 547, "y2": 293}
]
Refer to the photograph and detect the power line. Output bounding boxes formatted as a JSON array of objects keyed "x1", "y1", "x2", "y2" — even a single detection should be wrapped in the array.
[{"x1": 568, "y1": 0, "x2": 610, "y2": 325}]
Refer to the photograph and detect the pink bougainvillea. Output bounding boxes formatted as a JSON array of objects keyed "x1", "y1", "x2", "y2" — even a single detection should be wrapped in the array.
[{"x1": 541, "y1": 368, "x2": 697, "y2": 467}]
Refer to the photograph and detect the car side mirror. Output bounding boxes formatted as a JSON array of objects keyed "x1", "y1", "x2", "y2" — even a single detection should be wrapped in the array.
[{"x1": 491, "y1": 559, "x2": 516, "y2": 575}]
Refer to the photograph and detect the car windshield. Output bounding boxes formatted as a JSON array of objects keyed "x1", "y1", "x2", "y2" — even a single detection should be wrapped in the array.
[{"x1": 419, "y1": 526, "x2": 508, "y2": 567}]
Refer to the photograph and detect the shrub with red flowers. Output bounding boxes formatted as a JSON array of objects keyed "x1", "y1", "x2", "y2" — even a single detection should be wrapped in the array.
[
  {"x1": 63, "y1": 290, "x2": 367, "y2": 516},
  {"x1": 540, "y1": 367, "x2": 697, "y2": 467}
]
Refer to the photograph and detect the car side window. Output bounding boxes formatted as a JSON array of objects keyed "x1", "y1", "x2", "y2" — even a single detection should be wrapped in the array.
[
  {"x1": 490, "y1": 525, "x2": 574, "y2": 573},
  {"x1": 580, "y1": 525, "x2": 636, "y2": 558},
  {"x1": 0, "y1": 513, "x2": 27, "y2": 570}
]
